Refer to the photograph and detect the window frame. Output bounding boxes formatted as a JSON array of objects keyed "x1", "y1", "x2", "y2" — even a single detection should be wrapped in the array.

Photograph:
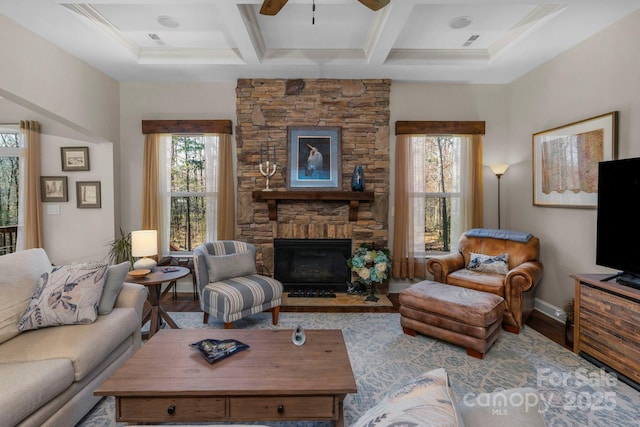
[{"x1": 162, "y1": 133, "x2": 219, "y2": 256}]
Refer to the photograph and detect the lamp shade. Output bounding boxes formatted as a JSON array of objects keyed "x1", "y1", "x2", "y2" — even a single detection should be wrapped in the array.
[
  {"x1": 489, "y1": 163, "x2": 510, "y2": 177},
  {"x1": 131, "y1": 230, "x2": 157, "y2": 257}
]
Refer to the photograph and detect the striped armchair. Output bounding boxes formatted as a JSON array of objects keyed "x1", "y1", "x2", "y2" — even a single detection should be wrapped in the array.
[{"x1": 193, "y1": 241, "x2": 283, "y2": 329}]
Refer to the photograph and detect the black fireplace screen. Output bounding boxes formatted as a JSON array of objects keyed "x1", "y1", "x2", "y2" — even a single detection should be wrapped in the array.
[{"x1": 274, "y1": 238, "x2": 352, "y2": 291}]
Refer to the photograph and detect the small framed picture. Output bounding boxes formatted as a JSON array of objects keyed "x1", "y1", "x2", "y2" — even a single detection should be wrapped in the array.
[
  {"x1": 287, "y1": 126, "x2": 342, "y2": 190},
  {"x1": 76, "y1": 181, "x2": 101, "y2": 208},
  {"x1": 40, "y1": 176, "x2": 68, "y2": 202},
  {"x1": 61, "y1": 146, "x2": 90, "y2": 171}
]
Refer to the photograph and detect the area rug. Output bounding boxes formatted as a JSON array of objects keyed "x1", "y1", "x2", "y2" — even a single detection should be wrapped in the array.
[
  {"x1": 78, "y1": 312, "x2": 640, "y2": 427},
  {"x1": 282, "y1": 292, "x2": 393, "y2": 307}
]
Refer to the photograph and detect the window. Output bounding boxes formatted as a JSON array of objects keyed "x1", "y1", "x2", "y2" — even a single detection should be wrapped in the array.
[
  {"x1": 420, "y1": 136, "x2": 465, "y2": 254},
  {"x1": 411, "y1": 135, "x2": 469, "y2": 255},
  {"x1": 392, "y1": 121, "x2": 483, "y2": 280},
  {"x1": 162, "y1": 134, "x2": 219, "y2": 253},
  {"x1": 0, "y1": 126, "x2": 22, "y2": 254}
]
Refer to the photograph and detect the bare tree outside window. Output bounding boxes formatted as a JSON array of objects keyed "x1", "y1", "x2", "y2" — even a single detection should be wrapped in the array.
[
  {"x1": 423, "y1": 136, "x2": 461, "y2": 253},
  {"x1": 0, "y1": 131, "x2": 20, "y2": 254},
  {"x1": 169, "y1": 135, "x2": 212, "y2": 251},
  {"x1": 0, "y1": 132, "x2": 20, "y2": 227}
]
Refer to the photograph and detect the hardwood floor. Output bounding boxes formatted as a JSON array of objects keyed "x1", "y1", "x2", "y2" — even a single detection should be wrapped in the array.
[{"x1": 160, "y1": 292, "x2": 571, "y2": 350}]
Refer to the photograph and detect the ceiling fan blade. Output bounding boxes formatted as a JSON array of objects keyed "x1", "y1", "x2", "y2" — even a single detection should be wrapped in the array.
[
  {"x1": 260, "y1": 0, "x2": 289, "y2": 16},
  {"x1": 358, "y1": 0, "x2": 390, "y2": 12}
]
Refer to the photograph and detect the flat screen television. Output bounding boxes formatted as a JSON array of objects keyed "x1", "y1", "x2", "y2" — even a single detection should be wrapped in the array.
[{"x1": 596, "y1": 157, "x2": 640, "y2": 289}]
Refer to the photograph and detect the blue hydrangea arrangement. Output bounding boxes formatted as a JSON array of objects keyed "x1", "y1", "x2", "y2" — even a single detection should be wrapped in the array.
[{"x1": 347, "y1": 243, "x2": 391, "y2": 285}]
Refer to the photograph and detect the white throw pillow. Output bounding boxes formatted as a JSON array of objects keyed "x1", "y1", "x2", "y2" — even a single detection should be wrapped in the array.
[
  {"x1": 351, "y1": 368, "x2": 461, "y2": 427},
  {"x1": 205, "y1": 251, "x2": 257, "y2": 283},
  {"x1": 18, "y1": 262, "x2": 108, "y2": 331},
  {"x1": 467, "y1": 252, "x2": 509, "y2": 274}
]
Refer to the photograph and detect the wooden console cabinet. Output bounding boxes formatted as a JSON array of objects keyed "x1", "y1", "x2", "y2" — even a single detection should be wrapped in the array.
[{"x1": 571, "y1": 274, "x2": 640, "y2": 386}]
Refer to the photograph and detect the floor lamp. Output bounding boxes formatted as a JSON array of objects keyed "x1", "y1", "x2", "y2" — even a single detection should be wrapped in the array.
[{"x1": 489, "y1": 164, "x2": 509, "y2": 229}]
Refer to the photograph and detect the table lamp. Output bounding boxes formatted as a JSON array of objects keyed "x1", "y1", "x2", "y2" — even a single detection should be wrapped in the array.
[{"x1": 131, "y1": 230, "x2": 158, "y2": 270}]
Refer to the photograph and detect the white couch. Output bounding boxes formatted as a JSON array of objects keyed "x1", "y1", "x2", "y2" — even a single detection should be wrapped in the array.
[{"x1": 0, "y1": 248, "x2": 147, "y2": 427}]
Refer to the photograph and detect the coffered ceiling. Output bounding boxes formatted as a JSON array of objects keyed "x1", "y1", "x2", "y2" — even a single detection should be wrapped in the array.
[{"x1": 1, "y1": 0, "x2": 639, "y2": 83}]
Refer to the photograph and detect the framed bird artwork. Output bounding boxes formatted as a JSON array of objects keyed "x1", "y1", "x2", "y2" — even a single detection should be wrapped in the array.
[{"x1": 287, "y1": 126, "x2": 341, "y2": 190}]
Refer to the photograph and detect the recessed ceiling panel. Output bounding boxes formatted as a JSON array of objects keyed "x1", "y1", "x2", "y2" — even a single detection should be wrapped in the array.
[
  {"x1": 255, "y1": 3, "x2": 375, "y2": 50},
  {"x1": 92, "y1": 3, "x2": 235, "y2": 49},
  {"x1": 394, "y1": 4, "x2": 539, "y2": 50}
]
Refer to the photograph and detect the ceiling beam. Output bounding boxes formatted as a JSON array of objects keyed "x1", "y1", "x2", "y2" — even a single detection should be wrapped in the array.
[{"x1": 365, "y1": 1, "x2": 415, "y2": 65}]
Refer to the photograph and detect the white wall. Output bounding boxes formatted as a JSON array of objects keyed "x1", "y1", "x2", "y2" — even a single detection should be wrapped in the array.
[
  {"x1": 506, "y1": 9, "x2": 640, "y2": 310},
  {"x1": 118, "y1": 82, "x2": 237, "y2": 234},
  {"x1": 40, "y1": 137, "x2": 115, "y2": 265},
  {"x1": 0, "y1": 15, "x2": 119, "y2": 264},
  {"x1": 0, "y1": 15, "x2": 120, "y2": 143}
]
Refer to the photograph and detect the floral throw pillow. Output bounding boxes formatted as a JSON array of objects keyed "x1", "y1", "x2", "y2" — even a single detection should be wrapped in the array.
[
  {"x1": 467, "y1": 252, "x2": 509, "y2": 274},
  {"x1": 351, "y1": 368, "x2": 461, "y2": 427},
  {"x1": 18, "y1": 262, "x2": 108, "y2": 331}
]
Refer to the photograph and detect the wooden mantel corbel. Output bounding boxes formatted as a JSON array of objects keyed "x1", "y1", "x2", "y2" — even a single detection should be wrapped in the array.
[{"x1": 251, "y1": 190, "x2": 375, "y2": 222}]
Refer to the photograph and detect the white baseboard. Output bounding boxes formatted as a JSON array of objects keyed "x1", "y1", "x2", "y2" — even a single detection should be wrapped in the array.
[{"x1": 534, "y1": 298, "x2": 566, "y2": 323}]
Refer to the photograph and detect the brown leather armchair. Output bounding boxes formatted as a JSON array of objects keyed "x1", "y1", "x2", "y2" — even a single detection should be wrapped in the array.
[{"x1": 426, "y1": 229, "x2": 543, "y2": 334}]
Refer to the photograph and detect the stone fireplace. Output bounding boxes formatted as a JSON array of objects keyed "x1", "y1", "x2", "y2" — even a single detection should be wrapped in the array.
[
  {"x1": 274, "y1": 238, "x2": 352, "y2": 292},
  {"x1": 235, "y1": 78, "x2": 391, "y2": 280}
]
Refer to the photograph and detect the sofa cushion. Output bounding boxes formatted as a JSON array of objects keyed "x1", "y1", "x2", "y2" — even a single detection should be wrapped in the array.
[
  {"x1": 18, "y1": 262, "x2": 108, "y2": 331},
  {"x1": 201, "y1": 275, "x2": 283, "y2": 323},
  {"x1": 205, "y1": 251, "x2": 256, "y2": 283},
  {"x1": 0, "y1": 306, "x2": 139, "y2": 381},
  {"x1": 0, "y1": 248, "x2": 52, "y2": 345},
  {"x1": 351, "y1": 368, "x2": 462, "y2": 427},
  {"x1": 0, "y1": 359, "x2": 74, "y2": 427},
  {"x1": 98, "y1": 261, "x2": 130, "y2": 315},
  {"x1": 467, "y1": 252, "x2": 509, "y2": 274},
  {"x1": 457, "y1": 387, "x2": 547, "y2": 427}
]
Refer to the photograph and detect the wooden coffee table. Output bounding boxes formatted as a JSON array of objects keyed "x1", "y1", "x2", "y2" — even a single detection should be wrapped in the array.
[{"x1": 95, "y1": 328, "x2": 357, "y2": 426}]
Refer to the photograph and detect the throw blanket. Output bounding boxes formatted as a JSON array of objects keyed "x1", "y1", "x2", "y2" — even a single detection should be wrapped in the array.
[{"x1": 465, "y1": 228, "x2": 533, "y2": 243}]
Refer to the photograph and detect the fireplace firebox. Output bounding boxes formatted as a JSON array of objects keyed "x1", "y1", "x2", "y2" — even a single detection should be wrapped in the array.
[{"x1": 274, "y1": 238, "x2": 352, "y2": 292}]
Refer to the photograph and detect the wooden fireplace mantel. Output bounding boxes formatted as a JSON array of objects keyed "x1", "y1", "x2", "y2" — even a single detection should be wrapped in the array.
[{"x1": 251, "y1": 190, "x2": 375, "y2": 222}]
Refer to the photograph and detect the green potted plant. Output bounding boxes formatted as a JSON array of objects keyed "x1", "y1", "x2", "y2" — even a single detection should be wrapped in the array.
[
  {"x1": 563, "y1": 298, "x2": 575, "y2": 348},
  {"x1": 107, "y1": 228, "x2": 134, "y2": 267}
]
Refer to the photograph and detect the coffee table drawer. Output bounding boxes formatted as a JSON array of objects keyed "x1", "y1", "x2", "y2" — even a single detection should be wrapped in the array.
[
  {"x1": 118, "y1": 397, "x2": 225, "y2": 422},
  {"x1": 229, "y1": 396, "x2": 335, "y2": 419}
]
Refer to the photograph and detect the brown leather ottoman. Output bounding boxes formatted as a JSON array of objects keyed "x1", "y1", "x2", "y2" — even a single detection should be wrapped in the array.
[{"x1": 399, "y1": 280, "x2": 505, "y2": 359}]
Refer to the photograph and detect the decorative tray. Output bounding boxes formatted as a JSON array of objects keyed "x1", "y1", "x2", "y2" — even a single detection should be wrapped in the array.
[
  {"x1": 128, "y1": 269, "x2": 151, "y2": 278},
  {"x1": 189, "y1": 339, "x2": 250, "y2": 364}
]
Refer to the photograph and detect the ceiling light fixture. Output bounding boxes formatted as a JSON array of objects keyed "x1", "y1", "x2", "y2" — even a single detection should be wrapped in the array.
[
  {"x1": 449, "y1": 16, "x2": 473, "y2": 30},
  {"x1": 157, "y1": 15, "x2": 179, "y2": 28}
]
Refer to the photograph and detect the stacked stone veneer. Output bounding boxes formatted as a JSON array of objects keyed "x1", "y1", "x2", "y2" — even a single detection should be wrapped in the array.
[{"x1": 235, "y1": 78, "x2": 390, "y2": 270}]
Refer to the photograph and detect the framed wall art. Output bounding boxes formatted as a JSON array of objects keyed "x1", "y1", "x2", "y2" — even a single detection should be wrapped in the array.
[
  {"x1": 532, "y1": 111, "x2": 618, "y2": 208},
  {"x1": 61, "y1": 146, "x2": 90, "y2": 171},
  {"x1": 76, "y1": 181, "x2": 101, "y2": 208},
  {"x1": 40, "y1": 176, "x2": 68, "y2": 202},
  {"x1": 287, "y1": 126, "x2": 341, "y2": 190}
]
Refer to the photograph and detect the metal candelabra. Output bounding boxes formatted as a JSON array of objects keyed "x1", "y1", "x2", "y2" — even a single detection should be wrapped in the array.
[
  {"x1": 259, "y1": 142, "x2": 277, "y2": 191},
  {"x1": 259, "y1": 160, "x2": 276, "y2": 191}
]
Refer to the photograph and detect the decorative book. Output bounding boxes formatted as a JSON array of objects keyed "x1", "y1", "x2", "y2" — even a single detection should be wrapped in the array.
[{"x1": 189, "y1": 339, "x2": 249, "y2": 364}]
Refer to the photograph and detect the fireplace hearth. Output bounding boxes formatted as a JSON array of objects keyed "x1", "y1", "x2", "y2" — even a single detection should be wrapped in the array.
[{"x1": 274, "y1": 238, "x2": 352, "y2": 293}]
